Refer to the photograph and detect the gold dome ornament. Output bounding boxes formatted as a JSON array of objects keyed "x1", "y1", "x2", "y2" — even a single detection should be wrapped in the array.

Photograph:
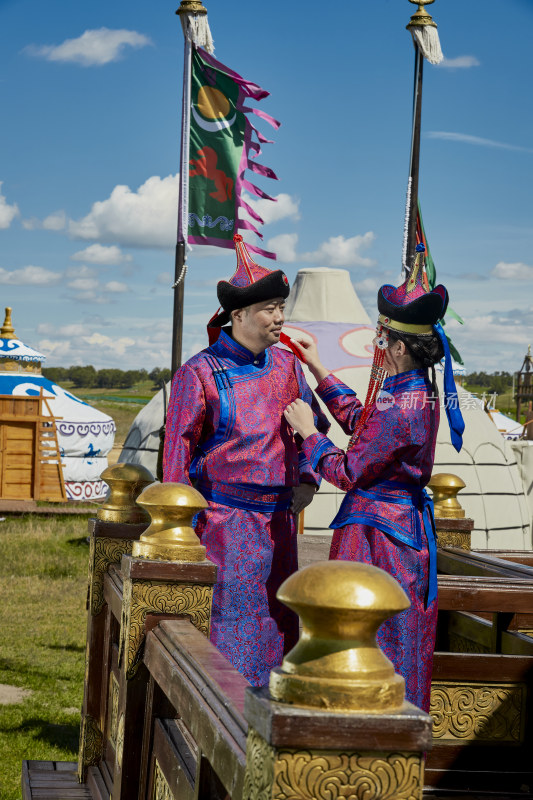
[
  {"x1": 269, "y1": 561, "x2": 410, "y2": 712},
  {"x1": 97, "y1": 463, "x2": 155, "y2": 524},
  {"x1": 132, "y1": 482, "x2": 208, "y2": 562},
  {"x1": 428, "y1": 473, "x2": 466, "y2": 519},
  {"x1": 0, "y1": 307, "x2": 16, "y2": 339}
]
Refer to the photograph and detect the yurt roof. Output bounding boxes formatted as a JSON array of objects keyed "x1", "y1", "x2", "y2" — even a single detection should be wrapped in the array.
[{"x1": 0, "y1": 306, "x2": 45, "y2": 364}]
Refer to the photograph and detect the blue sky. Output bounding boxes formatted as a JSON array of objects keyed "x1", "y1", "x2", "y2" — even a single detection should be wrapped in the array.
[{"x1": 0, "y1": 0, "x2": 532, "y2": 372}]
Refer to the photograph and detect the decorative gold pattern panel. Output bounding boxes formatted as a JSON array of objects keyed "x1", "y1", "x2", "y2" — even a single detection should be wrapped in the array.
[
  {"x1": 153, "y1": 760, "x2": 174, "y2": 800},
  {"x1": 242, "y1": 729, "x2": 423, "y2": 800},
  {"x1": 77, "y1": 713, "x2": 103, "y2": 780},
  {"x1": 431, "y1": 682, "x2": 526, "y2": 742},
  {"x1": 120, "y1": 579, "x2": 213, "y2": 679},
  {"x1": 436, "y1": 531, "x2": 471, "y2": 551},
  {"x1": 109, "y1": 674, "x2": 120, "y2": 749},
  {"x1": 243, "y1": 728, "x2": 275, "y2": 800},
  {"x1": 89, "y1": 536, "x2": 133, "y2": 616},
  {"x1": 116, "y1": 714, "x2": 125, "y2": 769}
]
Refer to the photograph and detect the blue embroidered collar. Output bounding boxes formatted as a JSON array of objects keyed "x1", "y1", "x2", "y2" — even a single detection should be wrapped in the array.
[
  {"x1": 211, "y1": 328, "x2": 267, "y2": 367},
  {"x1": 383, "y1": 369, "x2": 429, "y2": 395}
]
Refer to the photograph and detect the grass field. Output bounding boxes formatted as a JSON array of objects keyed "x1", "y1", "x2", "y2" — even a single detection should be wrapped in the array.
[{"x1": 0, "y1": 514, "x2": 89, "y2": 799}]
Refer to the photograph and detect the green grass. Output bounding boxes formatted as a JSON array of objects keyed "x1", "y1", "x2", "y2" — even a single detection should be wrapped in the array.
[{"x1": 0, "y1": 515, "x2": 89, "y2": 799}]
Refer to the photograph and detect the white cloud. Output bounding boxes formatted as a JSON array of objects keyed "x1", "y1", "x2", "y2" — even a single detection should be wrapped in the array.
[
  {"x1": 0, "y1": 265, "x2": 61, "y2": 286},
  {"x1": 438, "y1": 55, "x2": 480, "y2": 69},
  {"x1": 37, "y1": 322, "x2": 86, "y2": 337},
  {"x1": 491, "y1": 261, "x2": 533, "y2": 280},
  {"x1": 38, "y1": 339, "x2": 73, "y2": 359},
  {"x1": 25, "y1": 28, "x2": 152, "y2": 67},
  {"x1": 427, "y1": 131, "x2": 533, "y2": 154},
  {"x1": 267, "y1": 232, "x2": 376, "y2": 267},
  {"x1": 83, "y1": 331, "x2": 135, "y2": 356},
  {"x1": 22, "y1": 210, "x2": 67, "y2": 231},
  {"x1": 156, "y1": 272, "x2": 173, "y2": 285},
  {"x1": 354, "y1": 277, "x2": 380, "y2": 295},
  {"x1": 65, "y1": 265, "x2": 97, "y2": 279},
  {"x1": 243, "y1": 192, "x2": 300, "y2": 225},
  {"x1": 267, "y1": 233, "x2": 299, "y2": 262},
  {"x1": 69, "y1": 174, "x2": 179, "y2": 248},
  {"x1": 67, "y1": 278, "x2": 99, "y2": 291},
  {"x1": 43, "y1": 211, "x2": 67, "y2": 230},
  {"x1": 104, "y1": 281, "x2": 128, "y2": 293},
  {"x1": 303, "y1": 233, "x2": 376, "y2": 268},
  {"x1": 71, "y1": 243, "x2": 132, "y2": 265},
  {"x1": 0, "y1": 183, "x2": 19, "y2": 229}
]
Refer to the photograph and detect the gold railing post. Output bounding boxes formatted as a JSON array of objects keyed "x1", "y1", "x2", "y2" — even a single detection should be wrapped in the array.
[
  {"x1": 428, "y1": 472, "x2": 474, "y2": 551},
  {"x1": 78, "y1": 463, "x2": 154, "y2": 782},
  {"x1": 243, "y1": 561, "x2": 433, "y2": 800},
  {"x1": 114, "y1": 482, "x2": 217, "y2": 800}
]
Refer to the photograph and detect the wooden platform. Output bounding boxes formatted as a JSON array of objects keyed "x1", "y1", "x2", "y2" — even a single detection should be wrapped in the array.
[
  {"x1": 22, "y1": 762, "x2": 89, "y2": 799},
  {"x1": 22, "y1": 760, "x2": 530, "y2": 800}
]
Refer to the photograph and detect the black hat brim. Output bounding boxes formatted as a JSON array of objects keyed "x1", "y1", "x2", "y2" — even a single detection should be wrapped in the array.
[
  {"x1": 208, "y1": 270, "x2": 290, "y2": 330},
  {"x1": 377, "y1": 284, "x2": 448, "y2": 326}
]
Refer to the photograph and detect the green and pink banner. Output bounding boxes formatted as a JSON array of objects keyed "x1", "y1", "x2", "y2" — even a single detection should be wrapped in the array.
[{"x1": 185, "y1": 48, "x2": 279, "y2": 259}]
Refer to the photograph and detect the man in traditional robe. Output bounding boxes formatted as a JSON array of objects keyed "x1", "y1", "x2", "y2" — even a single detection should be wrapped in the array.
[{"x1": 163, "y1": 234, "x2": 329, "y2": 686}]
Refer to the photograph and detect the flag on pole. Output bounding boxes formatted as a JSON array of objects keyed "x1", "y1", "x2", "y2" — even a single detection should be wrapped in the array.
[
  {"x1": 416, "y1": 202, "x2": 464, "y2": 365},
  {"x1": 186, "y1": 48, "x2": 280, "y2": 259}
]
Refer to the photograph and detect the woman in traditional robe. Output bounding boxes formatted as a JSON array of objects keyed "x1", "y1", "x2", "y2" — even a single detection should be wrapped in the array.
[{"x1": 284, "y1": 247, "x2": 464, "y2": 711}]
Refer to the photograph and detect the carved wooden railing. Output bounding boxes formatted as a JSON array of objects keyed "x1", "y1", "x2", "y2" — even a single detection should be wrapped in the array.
[
  {"x1": 425, "y1": 474, "x2": 533, "y2": 795},
  {"x1": 23, "y1": 464, "x2": 434, "y2": 800}
]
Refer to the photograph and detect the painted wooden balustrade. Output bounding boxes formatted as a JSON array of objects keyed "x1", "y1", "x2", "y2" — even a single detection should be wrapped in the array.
[
  {"x1": 22, "y1": 465, "x2": 435, "y2": 800},
  {"x1": 425, "y1": 474, "x2": 533, "y2": 796}
]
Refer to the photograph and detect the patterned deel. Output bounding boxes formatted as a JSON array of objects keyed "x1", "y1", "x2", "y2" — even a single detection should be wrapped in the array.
[
  {"x1": 302, "y1": 370, "x2": 439, "y2": 711},
  {"x1": 163, "y1": 330, "x2": 329, "y2": 686}
]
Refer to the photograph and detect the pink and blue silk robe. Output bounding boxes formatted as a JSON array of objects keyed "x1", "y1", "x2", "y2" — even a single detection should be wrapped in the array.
[
  {"x1": 302, "y1": 370, "x2": 439, "y2": 712},
  {"x1": 163, "y1": 329, "x2": 328, "y2": 686}
]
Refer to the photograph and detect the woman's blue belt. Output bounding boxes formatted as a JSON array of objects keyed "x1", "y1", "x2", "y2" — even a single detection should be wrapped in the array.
[{"x1": 330, "y1": 479, "x2": 437, "y2": 606}]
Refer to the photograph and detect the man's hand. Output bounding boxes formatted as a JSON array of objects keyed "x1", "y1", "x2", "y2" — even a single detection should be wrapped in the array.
[
  {"x1": 291, "y1": 482, "x2": 317, "y2": 514},
  {"x1": 284, "y1": 399, "x2": 317, "y2": 439}
]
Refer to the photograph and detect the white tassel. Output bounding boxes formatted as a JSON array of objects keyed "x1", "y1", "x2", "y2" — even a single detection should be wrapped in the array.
[
  {"x1": 410, "y1": 25, "x2": 443, "y2": 65},
  {"x1": 180, "y1": 13, "x2": 214, "y2": 53}
]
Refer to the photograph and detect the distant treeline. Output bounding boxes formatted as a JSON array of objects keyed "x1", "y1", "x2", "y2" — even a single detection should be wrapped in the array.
[
  {"x1": 464, "y1": 371, "x2": 513, "y2": 394},
  {"x1": 42, "y1": 366, "x2": 172, "y2": 389}
]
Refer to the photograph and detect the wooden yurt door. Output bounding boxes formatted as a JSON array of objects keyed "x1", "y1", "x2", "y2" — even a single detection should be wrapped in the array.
[{"x1": 0, "y1": 419, "x2": 35, "y2": 499}]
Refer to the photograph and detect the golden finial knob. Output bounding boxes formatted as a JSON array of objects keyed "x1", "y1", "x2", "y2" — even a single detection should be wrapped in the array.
[
  {"x1": 428, "y1": 472, "x2": 466, "y2": 518},
  {"x1": 269, "y1": 561, "x2": 409, "y2": 712},
  {"x1": 98, "y1": 463, "x2": 154, "y2": 523},
  {"x1": 131, "y1": 482, "x2": 208, "y2": 562},
  {"x1": 176, "y1": 0, "x2": 207, "y2": 16},
  {"x1": 407, "y1": 0, "x2": 438, "y2": 29},
  {"x1": 1, "y1": 307, "x2": 16, "y2": 340}
]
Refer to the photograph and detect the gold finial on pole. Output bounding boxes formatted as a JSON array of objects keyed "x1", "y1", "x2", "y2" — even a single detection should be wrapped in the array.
[
  {"x1": 176, "y1": 0, "x2": 207, "y2": 16},
  {"x1": 407, "y1": 0, "x2": 438, "y2": 29},
  {"x1": 428, "y1": 473, "x2": 466, "y2": 518},
  {"x1": 269, "y1": 561, "x2": 410, "y2": 712},
  {"x1": 1, "y1": 307, "x2": 16, "y2": 340},
  {"x1": 98, "y1": 463, "x2": 154, "y2": 524},
  {"x1": 131, "y1": 482, "x2": 207, "y2": 562}
]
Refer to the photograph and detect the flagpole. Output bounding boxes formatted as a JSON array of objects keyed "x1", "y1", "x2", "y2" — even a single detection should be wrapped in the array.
[
  {"x1": 406, "y1": 44, "x2": 423, "y2": 270},
  {"x1": 402, "y1": 0, "x2": 443, "y2": 274},
  {"x1": 171, "y1": 0, "x2": 211, "y2": 377}
]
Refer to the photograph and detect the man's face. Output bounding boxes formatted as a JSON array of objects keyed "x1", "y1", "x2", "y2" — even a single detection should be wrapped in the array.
[{"x1": 233, "y1": 297, "x2": 285, "y2": 351}]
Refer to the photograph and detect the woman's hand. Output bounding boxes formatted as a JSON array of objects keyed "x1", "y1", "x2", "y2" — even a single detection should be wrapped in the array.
[
  {"x1": 295, "y1": 339, "x2": 329, "y2": 384},
  {"x1": 284, "y1": 399, "x2": 317, "y2": 440}
]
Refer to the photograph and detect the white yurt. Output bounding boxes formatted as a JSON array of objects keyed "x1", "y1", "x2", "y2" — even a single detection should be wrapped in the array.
[
  {"x1": 0, "y1": 308, "x2": 115, "y2": 501},
  {"x1": 118, "y1": 383, "x2": 169, "y2": 477}
]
